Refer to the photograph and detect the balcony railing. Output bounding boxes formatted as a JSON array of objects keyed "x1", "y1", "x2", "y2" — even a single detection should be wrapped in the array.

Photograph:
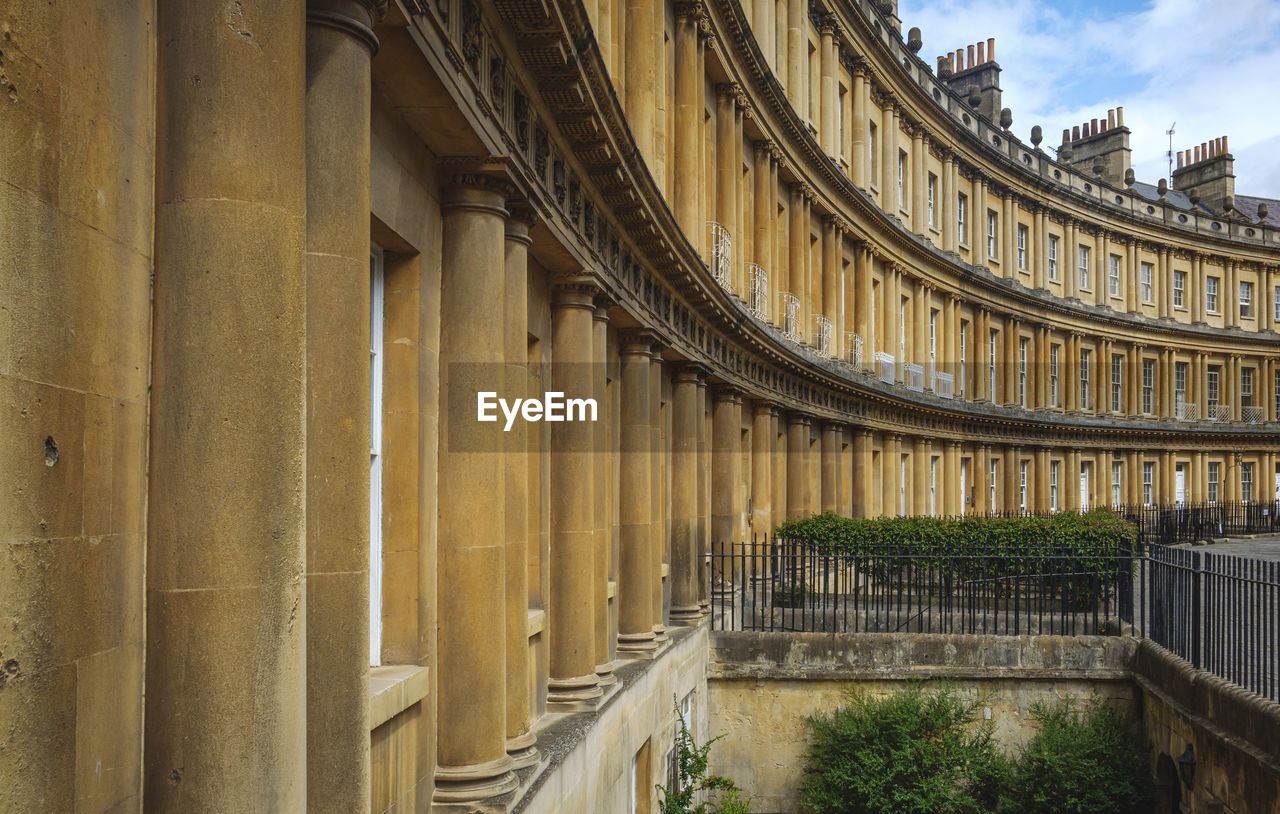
[
  {"x1": 1242, "y1": 405, "x2": 1265, "y2": 424},
  {"x1": 707, "y1": 221, "x2": 732, "y2": 293},
  {"x1": 780, "y1": 292, "x2": 801, "y2": 343},
  {"x1": 1208, "y1": 404, "x2": 1231, "y2": 422},
  {"x1": 812, "y1": 315, "x2": 833, "y2": 357},
  {"x1": 933, "y1": 371, "x2": 954, "y2": 399},
  {"x1": 904, "y1": 362, "x2": 925, "y2": 392},
  {"x1": 746, "y1": 263, "x2": 768, "y2": 320},
  {"x1": 844, "y1": 332, "x2": 864, "y2": 370},
  {"x1": 876, "y1": 352, "x2": 895, "y2": 384},
  {"x1": 1176, "y1": 401, "x2": 1198, "y2": 421}
]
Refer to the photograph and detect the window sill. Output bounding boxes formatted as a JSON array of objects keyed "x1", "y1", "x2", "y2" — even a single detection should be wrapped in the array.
[{"x1": 369, "y1": 664, "x2": 429, "y2": 730}]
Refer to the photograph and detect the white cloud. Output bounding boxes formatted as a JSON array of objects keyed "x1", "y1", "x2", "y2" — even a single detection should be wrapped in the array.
[{"x1": 898, "y1": 0, "x2": 1280, "y2": 195}]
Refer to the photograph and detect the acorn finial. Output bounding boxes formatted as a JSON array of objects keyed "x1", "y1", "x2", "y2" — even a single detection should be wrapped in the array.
[
  {"x1": 1157, "y1": 178, "x2": 1168, "y2": 199},
  {"x1": 1257, "y1": 202, "x2": 1268, "y2": 221},
  {"x1": 999, "y1": 108, "x2": 1012, "y2": 129},
  {"x1": 1030, "y1": 125, "x2": 1043, "y2": 148},
  {"x1": 1124, "y1": 168, "x2": 1135, "y2": 187},
  {"x1": 967, "y1": 86, "x2": 981, "y2": 107},
  {"x1": 908, "y1": 27, "x2": 922, "y2": 53}
]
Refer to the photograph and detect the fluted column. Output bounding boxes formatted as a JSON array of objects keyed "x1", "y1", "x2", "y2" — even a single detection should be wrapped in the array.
[
  {"x1": 649, "y1": 348, "x2": 669, "y2": 641},
  {"x1": 148, "y1": 1, "x2": 307, "y2": 806},
  {"x1": 302, "y1": 2, "x2": 385, "y2": 806},
  {"x1": 504, "y1": 208, "x2": 540, "y2": 765},
  {"x1": 787, "y1": 414, "x2": 811, "y2": 519},
  {"x1": 673, "y1": 3, "x2": 701, "y2": 240},
  {"x1": 618, "y1": 334, "x2": 658, "y2": 655},
  {"x1": 432, "y1": 177, "x2": 518, "y2": 801},
  {"x1": 752, "y1": 401, "x2": 775, "y2": 536},
  {"x1": 670, "y1": 366, "x2": 704, "y2": 624},
  {"x1": 591, "y1": 300, "x2": 617, "y2": 687},
  {"x1": 547, "y1": 283, "x2": 603, "y2": 707}
]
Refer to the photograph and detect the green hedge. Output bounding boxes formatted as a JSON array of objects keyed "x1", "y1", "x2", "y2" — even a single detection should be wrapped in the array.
[{"x1": 774, "y1": 510, "x2": 1138, "y2": 599}]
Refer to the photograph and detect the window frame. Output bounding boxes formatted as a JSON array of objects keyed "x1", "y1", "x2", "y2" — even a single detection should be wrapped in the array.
[
  {"x1": 1078, "y1": 245, "x2": 1091, "y2": 291},
  {"x1": 1047, "y1": 235, "x2": 1059, "y2": 281},
  {"x1": 1173, "y1": 271, "x2": 1186, "y2": 309},
  {"x1": 1016, "y1": 224, "x2": 1028, "y2": 269},
  {"x1": 1140, "y1": 262, "x2": 1154, "y2": 304},
  {"x1": 986, "y1": 210, "x2": 998, "y2": 259},
  {"x1": 1206, "y1": 276, "x2": 1219, "y2": 313},
  {"x1": 1108, "y1": 254, "x2": 1122, "y2": 298}
]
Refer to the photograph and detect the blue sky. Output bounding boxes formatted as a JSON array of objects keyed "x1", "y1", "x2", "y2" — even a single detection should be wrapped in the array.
[{"x1": 898, "y1": 0, "x2": 1280, "y2": 195}]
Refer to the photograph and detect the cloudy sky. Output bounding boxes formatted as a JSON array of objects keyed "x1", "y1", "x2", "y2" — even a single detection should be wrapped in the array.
[{"x1": 898, "y1": 0, "x2": 1280, "y2": 195}]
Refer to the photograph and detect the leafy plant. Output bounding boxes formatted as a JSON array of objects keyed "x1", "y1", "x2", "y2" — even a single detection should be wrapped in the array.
[
  {"x1": 658, "y1": 701, "x2": 752, "y2": 814},
  {"x1": 1000, "y1": 698, "x2": 1153, "y2": 814},
  {"x1": 799, "y1": 685, "x2": 1010, "y2": 814}
]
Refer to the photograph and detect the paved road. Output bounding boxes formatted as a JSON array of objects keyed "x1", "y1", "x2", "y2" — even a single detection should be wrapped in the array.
[{"x1": 1204, "y1": 535, "x2": 1280, "y2": 562}]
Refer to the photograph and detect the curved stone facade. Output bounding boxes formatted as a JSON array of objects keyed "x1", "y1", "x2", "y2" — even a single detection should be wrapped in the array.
[{"x1": 3, "y1": 0, "x2": 1277, "y2": 811}]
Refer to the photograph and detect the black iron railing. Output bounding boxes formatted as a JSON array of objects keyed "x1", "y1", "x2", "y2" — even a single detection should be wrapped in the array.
[
  {"x1": 1116, "y1": 501, "x2": 1280, "y2": 545},
  {"x1": 709, "y1": 536, "x2": 1279, "y2": 703}
]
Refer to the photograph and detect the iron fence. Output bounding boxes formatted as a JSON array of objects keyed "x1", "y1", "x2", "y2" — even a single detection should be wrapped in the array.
[
  {"x1": 709, "y1": 535, "x2": 1280, "y2": 703},
  {"x1": 1116, "y1": 501, "x2": 1280, "y2": 545}
]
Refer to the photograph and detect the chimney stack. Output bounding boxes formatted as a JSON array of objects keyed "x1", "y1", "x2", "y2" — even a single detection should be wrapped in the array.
[
  {"x1": 940, "y1": 37, "x2": 1003, "y2": 123},
  {"x1": 1059, "y1": 107, "x2": 1132, "y2": 187},
  {"x1": 1172, "y1": 134, "x2": 1235, "y2": 209}
]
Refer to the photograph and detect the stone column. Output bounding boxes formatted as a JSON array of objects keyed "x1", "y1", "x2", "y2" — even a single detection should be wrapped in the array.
[
  {"x1": 913, "y1": 437, "x2": 930, "y2": 515},
  {"x1": 944, "y1": 441, "x2": 961, "y2": 516},
  {"x1": 855, "y1": 243, "x2": 873, "y2": 371},
  {"x1": 696, "y1": 377, "x2": 711, "y2": 612},
  {"x1": 787, "y1": 414, "x2": 811, "y2": 519},
  {"x1": 754, "y1": 142, "x2": 772, "y2": 305},
  {"x1": 432, "y1": 177, "x2": 518, "y2": 801},
  {"x1": 820, "y1": 423, "x2": 839, "y2": 513},
  {"x1": 974, "y1": 178, "x2": 988, "y2": 268},
  {"x1": 911, "y1": 129, "x2": 926, "y2": 233},
  {"x1": 504, "y1": 208, "x2": 540, "y2": 765},
  {"x1": 650, "y1": 348, "x2": 669, "y2": 641},
  {"x1": 853, "y1": 429, "x2": 873, "y2": 517},
  {"x1": 851, "y1": 65, "x2": 868, "y2": 187},
  {"x1": 547, "y1": 283, "x2": 602, "y2": 707},
  {"x1": 941, "y1": 151, "x2": 956, "y2": 250},
  {"x1": 618, "y1": 334, "x2": 658, "y2": 655},
  {"x1": 148, "y1": 1, "x2": 307, "y2": 807},
  {"x1": 788, "y1": 185, "x2": 807, "y2": 336},
  {"x1": 786, "y1": 0, "x2": 805, "y2": 105},
  {"x1": 752, "y1": 0, "x2": 772, "y2": 67},
  {"x1": 712, "y1": 388, "x2": 742, "y2": 566},
  {"x1": 670, "y1": 366, "x2": 704, "y2": 625},
  {"x1": 624, "y1": 0, "x2": 656, "y2": 161},
  {"x1": 1004, "y1": 446, "x2": 1020, "y2": 510},
  {"x1": 770, "y1": 408, "x2": 786, "y2": 530},
  {"x1": 977, "y1": 445, "x2": 992, "y2": 513},
  {"x1": 673, "y1": 3, "x2": 701, "y2": 240},
  {"x1": 881, "y1": 101, "x2": 896, "y2": 211},
  {"x1": 1066, "y1": 449, "x2": 1081, "y2": 511},
  {"x1": 715, "y1": 84, "x2": 738, "y2": 292},
  {"x1": 591, "y1": 300, "x2": 617, "y2": 687},
  {"x1": 752, "y1": 402, "x2": 775, "y2": 536},
  {"x1": 822, "y1": 218, "x2": 840, "y2": 355},
  {"x1": 819, "y1": 17, "x2": 837, "y2": 156},
  {"x1": 883, "y1": 434, "x2": 901, "y2": 515},
  {"x1": 301, "y1": 1, "x2": 385, "y2": 806}
]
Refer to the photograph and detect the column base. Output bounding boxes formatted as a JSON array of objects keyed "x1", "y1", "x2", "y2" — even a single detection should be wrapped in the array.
[
  {"x1": 432, "y1": 755, "x2": 519, "y2": 805},
  {"x1": 668, "y1": 604, "x2": 703, "y2": 626},
  {"x1": 616, "y1": 630, "x2": 658, "y2": 660},
  {"x1": 652, "y1": 623, "x2": 669, "y2": 642},
  {"x1": 594, "y1": 661, "x2": 618, "y2": 687},
  {"x1": 546, "y1": 672, "x2": 603, "y2": 712},
  {"x1": 505, "y1": 730, "x2": 541, "y2": 770}
]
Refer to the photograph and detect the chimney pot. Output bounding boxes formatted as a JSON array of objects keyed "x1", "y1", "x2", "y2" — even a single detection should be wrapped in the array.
[
  {"x1": 1201, "y1": 142, "x2": 1208, "y2": 160},
  {"x1": 977, "y1": 41, "x2": 985, "y2": 63},
  {"x1": 1072, "y1": 125, "x2": 1080, "y2": 141},
  {"x1": 988, "y1": 37, "x2": 996, "y2": 62},
  {"x1": 1176, "y1": 152, "x2": 1183, "y2": 169},
  {"x1": 1223, "y1": 135, "x2": 1229, "y2": 154},
  {"x1": 1194, "y1": 146, "x2": 1201, "y2": 163},
  {"x1": 1062, "y1": 128, "x2": 1070, "y2": 144},
  {"x1": 1107, "y1": 109, "x2": 1116, "y2": 130},
  {"x1": 968, "y1": 44, "x2": 975, "y2": 66},
  {"x1": 1116, "y1": 106, "x2": 1124, "y2": 127}
]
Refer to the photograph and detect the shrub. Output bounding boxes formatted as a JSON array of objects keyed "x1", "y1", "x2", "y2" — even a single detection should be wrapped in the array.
[
  {"x1": 1001, "y1": 698, "x2": 1153, "y2": 814},
  {"x1": 658, "y1": 702, "x2": 752, "y2": 814},
  {"x1": 799, "y1": 686, "x2": 1010, "y2": 814},
  {"x1": 774, "y1": 510, "x2": 1137, "y2": 602}
]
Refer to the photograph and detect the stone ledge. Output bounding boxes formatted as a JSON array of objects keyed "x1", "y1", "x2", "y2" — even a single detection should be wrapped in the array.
[
  {"x1": 710, "y1": 630, "x2": 1136, "y2": 681},
  {"x1": 368, "y1": 664, "x2": 429, "y2": 730}
]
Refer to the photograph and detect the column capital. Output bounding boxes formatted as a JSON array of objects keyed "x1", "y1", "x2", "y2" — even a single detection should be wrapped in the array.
[
  {"x1": 620, "y1": 330, "x2": 658, "y2": 356},
  {"x1": 787, "y1": 411, "x2": 813, "y2": 427},
  {"x1": 675, "y1": 362, "x2": 711, "y2": 383},
  {"x1": 505, "y1": 202, "x2": 537, "y2": 244},
  {"x1": 442, "y1": 168, "x2": 515, "y2": 215},
  {"x1": 752, "y1": 398, "x2": 781, "y2": 414},
  {"x1": 673, "y1": 0, "x2": 707, "y2": 21},
  {"x1": 592, "y1": 294, "x2": 615, "y2": 321},
  {"x1": 551, "y1": 279, "x2": 601, "y2": 310},
  {"x1": 713, "y1": 386, "x2": 743, "y2": 405},
  {"x1": 307, "y1": 0, "x2": 387, "y2": 54}
]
